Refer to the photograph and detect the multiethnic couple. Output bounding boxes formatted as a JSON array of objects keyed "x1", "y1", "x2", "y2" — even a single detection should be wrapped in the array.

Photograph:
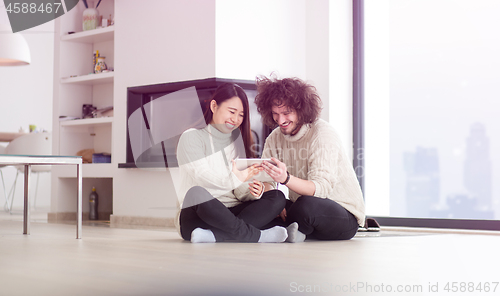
[{"x1": 174, "y1": 75, "x2": 365, "y2": 243}]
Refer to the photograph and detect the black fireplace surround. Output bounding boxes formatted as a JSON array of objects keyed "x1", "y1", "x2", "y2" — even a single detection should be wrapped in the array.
[{"x1": 119, "y1": 78, "x2": 271, "y2": 169}]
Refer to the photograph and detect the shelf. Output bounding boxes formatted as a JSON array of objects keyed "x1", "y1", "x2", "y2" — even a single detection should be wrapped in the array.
[
  {"x1": 61, "y1": 72, "x2": 114, "y2": 85},
  {"x1": 53, "y1": 163, "x2": 115, "y2": 178},
  {"x1": 60, "y1": 117, "x2": 113, "y2": 127},
  {"x1": 61, "y1": 26, "x2": 115, "y2": 43}
]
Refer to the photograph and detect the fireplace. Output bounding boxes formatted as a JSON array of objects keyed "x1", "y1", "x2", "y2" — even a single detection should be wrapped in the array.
[{"x1": 119, "y1": 78, "x2": 271, "y2": 169}]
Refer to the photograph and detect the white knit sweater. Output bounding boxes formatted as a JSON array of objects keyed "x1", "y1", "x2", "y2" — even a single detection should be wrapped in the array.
[
  {"x1": 174, "y1": 125, "x2": 260, "y2": 233},
  {"x1": 262, "y1": 119, "x2": 366, "y2": 226}
]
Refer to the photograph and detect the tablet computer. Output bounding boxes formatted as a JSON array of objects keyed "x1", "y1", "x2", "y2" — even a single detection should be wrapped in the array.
[{"x1": 235, "y1": 158, "x2": 276, "y2": 182}]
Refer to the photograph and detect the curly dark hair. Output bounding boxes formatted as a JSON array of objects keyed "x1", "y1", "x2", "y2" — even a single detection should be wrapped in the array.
[{"x1": 254, "y1": 75, "x2": 322, "y2": 128}]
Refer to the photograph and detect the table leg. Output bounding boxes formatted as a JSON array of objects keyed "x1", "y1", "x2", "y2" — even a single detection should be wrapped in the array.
[
  {"x1": 77, "y1": 163, "x2": 82, "y2": 239},
  {"x1": 23, "y1": 165, "x2": 31, "y2": 235}
]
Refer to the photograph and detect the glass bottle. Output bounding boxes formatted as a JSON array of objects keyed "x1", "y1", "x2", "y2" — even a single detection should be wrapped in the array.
[{"x1": 89, "y1": 187, "x2": 98, "y2": 220}]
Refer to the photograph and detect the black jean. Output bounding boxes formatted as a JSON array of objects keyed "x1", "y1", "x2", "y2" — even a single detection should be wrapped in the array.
[
  {"x1": 265, "y1": 195, "x2": 359, "y2": 240},
  {"x1": 179, "y1": 186, "x2": 286, "y2": 242}
]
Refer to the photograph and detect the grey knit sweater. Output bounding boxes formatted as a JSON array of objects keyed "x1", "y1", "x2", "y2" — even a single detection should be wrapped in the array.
[{"x1": 262, "y1": 119, "x2": 366, "y2": 226}]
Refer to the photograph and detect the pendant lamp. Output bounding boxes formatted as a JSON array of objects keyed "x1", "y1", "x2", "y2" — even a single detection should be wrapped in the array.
[{"x1": 0, "y1": 25, "x2": 31, "y2": 66}]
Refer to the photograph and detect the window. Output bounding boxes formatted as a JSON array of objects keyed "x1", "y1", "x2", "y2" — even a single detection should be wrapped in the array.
[{"x1": 360, "y1": 0, "x2": 500, "y2": 229}]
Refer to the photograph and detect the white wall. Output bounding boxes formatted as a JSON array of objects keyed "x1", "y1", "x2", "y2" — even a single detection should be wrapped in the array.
[
  {"x1": 215, "y1": 0, "x2": 330, "y2": 121},
  {"x1": 113, "y1": 0, "x2": 217, "y2": 219},
  {"x1": 215, "y1": 0, "x2": 307, "y2": 80},
  {"x1": 329, "y1": 0, "x2": 354, "y2": 160},
  {"x1": 0, "y1": 7, "x2": 54, "y2": 209},
  {"x1": 306, "y1": 0, "x2": 330, "y2": 121}
]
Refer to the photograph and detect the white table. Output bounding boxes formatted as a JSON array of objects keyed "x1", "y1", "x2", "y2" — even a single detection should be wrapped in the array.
[{"x1": 0, "y1": 155, "x2": 82, "y2": 239}]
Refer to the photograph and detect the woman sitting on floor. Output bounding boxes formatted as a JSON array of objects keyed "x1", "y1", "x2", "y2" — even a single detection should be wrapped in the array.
[{"x1": 175, "y1": 83, "x2": 288, "y2": 243}]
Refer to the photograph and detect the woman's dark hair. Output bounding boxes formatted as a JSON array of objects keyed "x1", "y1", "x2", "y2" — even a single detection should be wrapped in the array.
[
  {"x1": 254, "y1": 75, "x2": 322, "y2": 128},
  {"x1": 203, "y1": 83, "x2": 255, "y2": 158}
]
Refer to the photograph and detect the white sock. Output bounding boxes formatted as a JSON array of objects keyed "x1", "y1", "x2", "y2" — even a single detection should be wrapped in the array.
[
  {"x1": 258, "y1": 226, "x2": 288, "y2": 243},
  {"x1": 191, "y1": 228, "x2": 216, "y2": 243},
  {"x1": 286, "y1": 222, "x2": 306, "y2": 243}
]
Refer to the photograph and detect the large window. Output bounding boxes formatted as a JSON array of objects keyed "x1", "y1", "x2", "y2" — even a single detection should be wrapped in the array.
[{"x1": 361, "y1": 0, "x2": 500, "y2": 228}]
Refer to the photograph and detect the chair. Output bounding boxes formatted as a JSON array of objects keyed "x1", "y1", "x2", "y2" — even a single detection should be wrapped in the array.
[
  {"x1": 0, "y1": 145, "x2": 11, "y2": 211},
  {"x1": 4, "y1": 133, "x2": 52, "y2": 212}
]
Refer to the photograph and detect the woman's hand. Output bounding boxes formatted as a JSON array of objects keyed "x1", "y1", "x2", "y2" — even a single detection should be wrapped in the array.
[
  {"x1": 262, "y1": 157, "x2": 288, "y2": 184},
  {"x1": 248, "y1": 180, "x2": 264, "y2": 197},
  {"x1": 231, "y1": 160, "x2": 262, "y2": 182},
  {"x1": 278, "y1": 208, "x2": 287, "y2": 222}
]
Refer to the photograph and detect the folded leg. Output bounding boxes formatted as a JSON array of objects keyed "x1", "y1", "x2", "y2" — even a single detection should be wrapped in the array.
[
  {"x1": 179, "y1": 186, "x2": 261, "y2": 242},
  {"x1": 286, "y1": 195, "x2": 359, "y2": 240}
]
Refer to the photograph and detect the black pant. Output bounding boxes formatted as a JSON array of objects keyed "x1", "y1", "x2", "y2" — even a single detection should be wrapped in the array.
[
  {"x1": 179, "y1": 186, "x2": 286, "y2": 242},
  {"x1": 266, "y1": 195, "x2": 359, "y2": 240}
]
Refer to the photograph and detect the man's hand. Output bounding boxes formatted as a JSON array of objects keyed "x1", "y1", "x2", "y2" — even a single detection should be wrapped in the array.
[
  {"x1": 262, "y1": 157, "x2": 288, "y2": 184},
  {"x1": 263, "y1": 158, "x2": 316, "y2": 196},
  {"x1": 278, "y1": 208, "x2": 287, "y2": 222}
]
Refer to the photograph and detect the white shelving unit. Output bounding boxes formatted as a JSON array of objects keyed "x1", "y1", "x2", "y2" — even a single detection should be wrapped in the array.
[
  {"x1": 51, "y1": 0, "x2": 115, "y2": 221},
  {"x1": 54, "y1": 0, "x2": 115, "y2": 164},
  {"x1": 61, "y1": 26, "x2": 114, "y2": 43},
  {"x1": 61, "y1": 71, "x2": 114, "y2": 85},
  {"x1": 60, "y1": 117, "x2": 113, "y2": 127}
]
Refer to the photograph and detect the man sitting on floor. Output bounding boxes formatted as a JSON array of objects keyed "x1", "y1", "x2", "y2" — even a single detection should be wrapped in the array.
[{"x1": 255, "y1": 75, "x2": 366, "y2": 242}]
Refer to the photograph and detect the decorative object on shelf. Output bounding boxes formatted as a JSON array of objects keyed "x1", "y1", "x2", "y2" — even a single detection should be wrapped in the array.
[
  {"x1": 92, "y1": 153, "x2": 111, "y2": 163},
  {"x1": 81, "y1": 105, "x2": 113, "y2": 119},
  {"x1": 93, "y1": 50, "x2": 98, "y2": 73},
  {"x1": 82, "y1": 0, "x2": 102, "y2": 31},
  {"x1": 82, "y1": 8, "x2": 99, "y2": 31},
  {"x1": 77, "y1": 148, "x2": 95, "y2": 163},
  {"x1": 102, "y1": 15, "x2": 111, "y2": 28},
  {"x1": 82, "y1": 104, "x2": 97, "y2": 119},
  {"x1": 94, "y1": 56, "x2": 107, "y2": 73},
  {"x1": 95, "y1": 106, "x2": 114, "y2": 117}
]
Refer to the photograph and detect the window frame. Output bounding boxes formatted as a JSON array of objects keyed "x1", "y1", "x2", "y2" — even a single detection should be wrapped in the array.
[{"x1": 353, "y1": 0, "x2": 500, "y2": 231}]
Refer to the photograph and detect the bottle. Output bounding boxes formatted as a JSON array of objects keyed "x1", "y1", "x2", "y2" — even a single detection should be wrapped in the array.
[
  {"x1": 89, "y1": 187, "x2": 98, "y2": 220},
  {"x1": 93, "y1": 51, "x2": 97, "y2": 73}
]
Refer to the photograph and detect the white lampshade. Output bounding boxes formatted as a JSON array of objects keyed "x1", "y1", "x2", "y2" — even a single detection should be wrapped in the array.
[{"x1": 0, "y1": 25, "x2": 31, "y2": 66}]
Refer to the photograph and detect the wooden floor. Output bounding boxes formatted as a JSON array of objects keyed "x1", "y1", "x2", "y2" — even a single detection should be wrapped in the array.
[{"x1": 1, "y1": 209, "x2": 499, "y2": 296}]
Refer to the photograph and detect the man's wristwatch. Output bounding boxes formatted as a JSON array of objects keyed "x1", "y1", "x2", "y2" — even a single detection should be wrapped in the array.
[{"x1": 280, "y1": 171, "x2": 291, "y2": 185}]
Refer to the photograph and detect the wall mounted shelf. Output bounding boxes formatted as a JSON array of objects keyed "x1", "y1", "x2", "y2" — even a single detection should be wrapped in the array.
[
  {"x1": 61, "y1": 72, "x2": 114, "y2": 85},
  {"x1": 61, "y1": 26, "x2": 115, "y2": 43},
  {"x1": 60, "y1": 117, "x2": 113, "y2": 128}
]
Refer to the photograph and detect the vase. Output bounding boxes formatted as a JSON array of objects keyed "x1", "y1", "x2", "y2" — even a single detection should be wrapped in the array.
[
  {"x1": 95, "y1": 57, "x2": 107, "y2": 73},
  {"x1": 83, "y1": 8, "x2": 99, "y2": 31}
]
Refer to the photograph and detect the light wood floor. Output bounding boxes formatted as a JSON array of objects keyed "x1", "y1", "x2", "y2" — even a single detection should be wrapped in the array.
[{"x1": 1, "y1": 209, "x2": 499, "y2": 296}]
